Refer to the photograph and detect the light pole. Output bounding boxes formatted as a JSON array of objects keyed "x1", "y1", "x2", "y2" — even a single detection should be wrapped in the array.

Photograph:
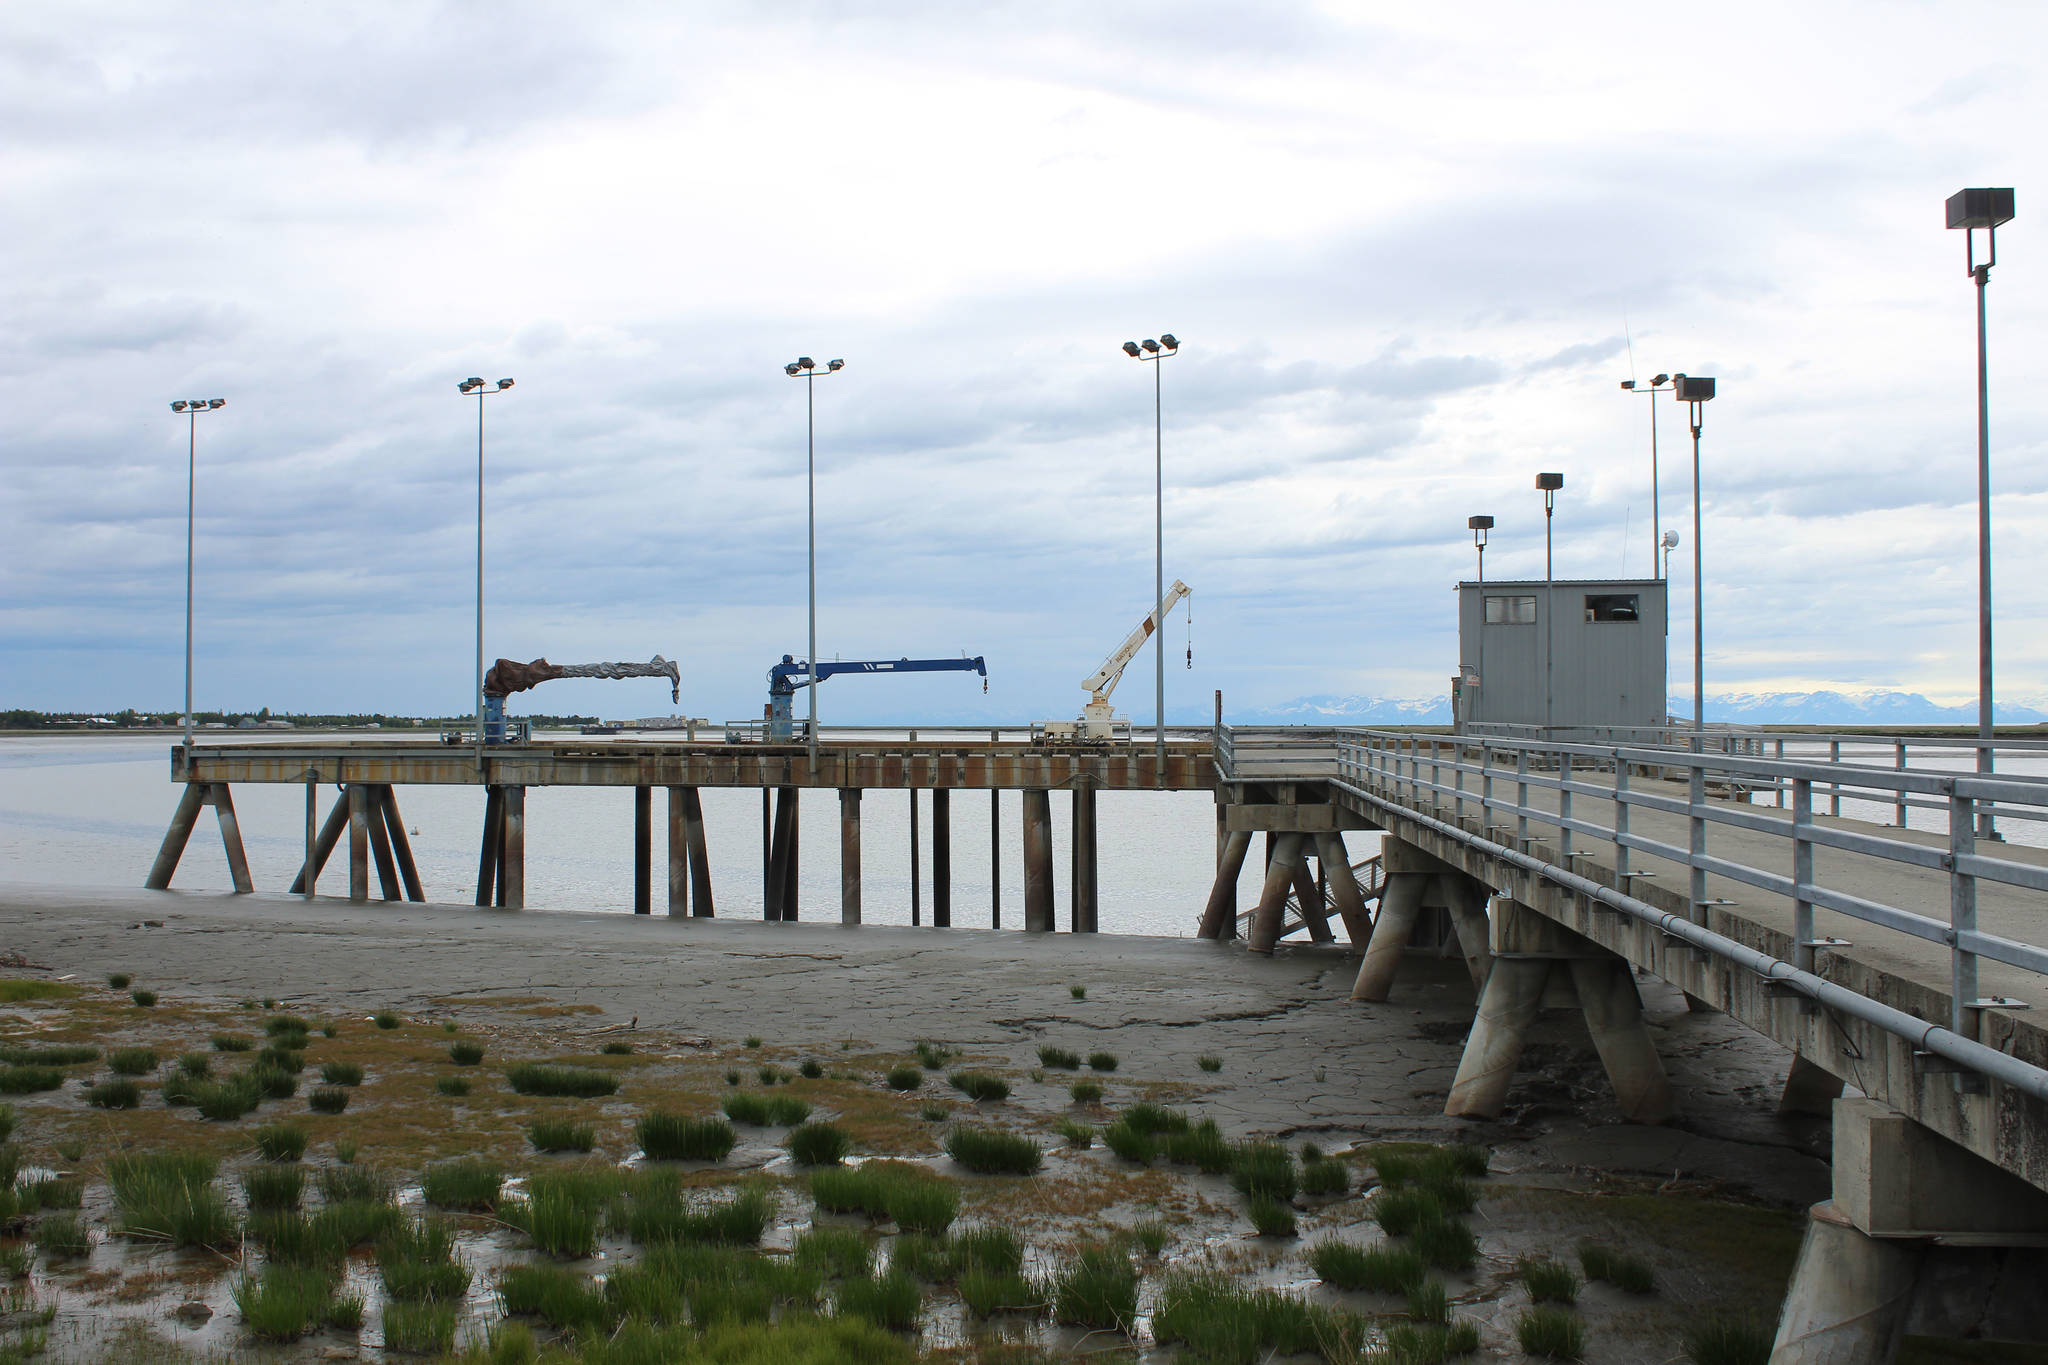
[
  {"x1": 1468, "y1": 514, "x2": 1494, "y2": 582},
  {"x1": 1619, "y1": 374, "x2": 1670, "y2": 577},
  {"x1": 1535, "y1": 474, "x2": 1563, "y2": 733},
  {"x1": 169, "y1": 398, "x2": 225, "y2": 755},
  {"x1": 1673, "y1": 374, "x2": 1715, "y2": 744},
  {"x1": 1122, "y1": 333, "x2": 1179, "y2": 770},
  {"x1": 458, "y1": 377, "x2": 514, "y2": 772},
  {"x1": 1948, "y1": 188, "x2": 2015, "y2": 839},
  {"x1": 784, "y1": 356, "x2": 845, "y2": 768}
]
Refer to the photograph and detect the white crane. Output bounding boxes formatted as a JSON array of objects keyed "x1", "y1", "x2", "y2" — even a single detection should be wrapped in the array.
[{"x1": 1040, "y1": 580, "x2": 1191, "y2": 742}]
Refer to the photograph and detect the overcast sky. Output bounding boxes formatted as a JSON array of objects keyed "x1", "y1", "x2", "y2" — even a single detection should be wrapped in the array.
[{"x1": 4, "y1": 2, "x2": 2043, "y2": 724}]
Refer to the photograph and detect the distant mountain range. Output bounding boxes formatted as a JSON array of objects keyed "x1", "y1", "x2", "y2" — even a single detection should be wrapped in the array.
[{"x1": 1229, "y1": 690, "x2": 2048, "y2": 727}]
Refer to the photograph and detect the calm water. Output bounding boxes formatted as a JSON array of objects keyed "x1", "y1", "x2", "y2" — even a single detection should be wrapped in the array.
[{"x1": 0, "y1": 733, "x2": 1281, "y2": 937}]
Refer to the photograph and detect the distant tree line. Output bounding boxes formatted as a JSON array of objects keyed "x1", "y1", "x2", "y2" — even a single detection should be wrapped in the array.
[{"x1": 1, "y1": 709, "x2": 598, "y2": 730}]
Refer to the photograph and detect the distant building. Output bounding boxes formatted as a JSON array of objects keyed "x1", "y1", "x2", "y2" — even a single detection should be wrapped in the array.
[{"x1": 1453, "y1": 578, "x2": 1667, "y2": 732}]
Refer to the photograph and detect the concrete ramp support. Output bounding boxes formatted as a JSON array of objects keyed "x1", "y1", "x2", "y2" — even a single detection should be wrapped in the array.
[
  {"x1": 1351, "y1": 872, "x2": 1427, "y2": 1000},
  {"x1": 1197, "y1": 831, "x2": 1252, "y2": 940},
  {"x1": 1248, "y1": 833, "x2": 1305, "y2": 954}
]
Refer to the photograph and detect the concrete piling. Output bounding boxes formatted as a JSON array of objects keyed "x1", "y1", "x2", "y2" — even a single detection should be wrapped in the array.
[
  {"x1": 1444, "y1": 956, "x2": 1549, "y2": 1118},
  {"x1": 1568, "y1": 955, "x2": 1674, "y2": 1122},
  {"x1": 1314, "y1": 832, "x2": 1370, "y2": 943},
  {"x1": 1197, "y1": 831, "x2": 1253, "y2": 940},
  {"x1": 380, "y1": 788, "x2": 423, "y2": 901},
  {"x1": 667, "y1": 786, "x2": 689, "y2": 916},
  {"x1": 933, "y1": 788, "x2": 951, "y2": 927},
  {"x1": 502, "y1": 785, "x2": 525, "y2": 908},
  {"x1": 1769, "y1": 1202, "x2": 1922, "y2": 1363},
  {"x1": 1351, "y1": 872, "x2": 1428, "y2": 1000},
  {"x1": 348, "y1": 784, "x2": 371, "y2": 902},
  {"x1": 840, "y1": 788, "x2": 862, "y2": 925},
  {"x1": 364, "y1": 791, "x2": 400, "y2": 900},
  {"x1": 1779, "y1": 1055, "x2": 1846, "y2": 1116},
  {"x1": 683, "y1": 787, "x2": 714, "y2": 915},
  {"x1": 1248, "y1": 832, "x2": 1304, "y2": 954},
  {"x1": 634, "y1": 785, "x2": 652, "y2": 914},
  {"x1": 990, "y1": 791, "x2": 1001, "y2": 929},
  {"x1": 476, "y1": 787, "x2": 503, "y2": 906},
  {"x1": 1436, "y1": 874, "x2": 1494, "y2": 989},
  {"x1": 1022, "y1": 789, "x2": 1054, "y2": 932},
  {"x1": 145, "y1": 783, "x2": 206, "y2": 891},
  {"x1": 290, "y1": 792, "x2": 350, "y2": 896},
  {"x1": 1072, "y1": 787, "x2": 1098, "y2": 933}
]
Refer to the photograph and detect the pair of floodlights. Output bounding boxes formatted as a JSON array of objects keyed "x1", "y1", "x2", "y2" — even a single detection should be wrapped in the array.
[
  {"x1": 168, "y1": 398, "x2": 225, "y2": 412},
  {"x1": 458, "y1": 377, "x2": 514, "y2": 394},
  {"x1": 784, "y1": 358, "x2": 845, "y2": 375},
  {"x1": 1121, "y1": 335, "x2": 1179, "y2": 357}
]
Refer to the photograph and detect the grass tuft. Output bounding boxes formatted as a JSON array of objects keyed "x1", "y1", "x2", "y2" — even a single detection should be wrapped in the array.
[
  {"x1": 420, "y1": 1158, "x2": 503, "y2": 1211},
  {"x1": 1516, "y1": 1305, "x2": 1586, "y2": 1360},
  {"x1": 320, "y1": 1060, "x2": 364, "y2": 1086},
  {"x1": 382, "y1": 1301, "x2": 456, "y2": 1354},
  {"x1": 1086, "y1": 1050, "x2": 1118, "y2": 1071},
  {"x1": 1302, "y1": 1155, "x2": 1350, "y2": 1196},
  {"x1": 947, "y1": 1071, "x2": 1010, "y2": 1102},
  {"x1": 885, "y1": 1066, "x2": 922, "y2": 1092},
  {"x1": 107, "y1": 972, "x2": 131, "y2": 989},
  {"x1": 913, "y1": 1041, "x2": 954, "y2": 1070},
  {"x1": 1056, "y1": 1118, "x2": 1094, "y2": 1149},
  {"x1": 835, "y1": 1269, "x2": 921, "y2": 1331},
  {"x1": 944, "y1": 1125, "x2": 1041, "y2": 1175},
  {"x1": 1049, "y1": 1246, "x2": 1138, "y2": 1330},
  {"x1": 130, "y1": 988, "x2": 158, "y2": 1006},
  {"x1": 1069, "y1": 985, "x2": 1086, "y2": 999},
  {"x1": 602, "y1": 1041, "x2": 634, "y2": 1056},
  {"x1": 176, "y1": 1051, "x2": 211, "y2": 1078},
  {"x1": 108, "y1": 1151, "x2": 234, "y2": 1249},
  {"x1": 1069, "y1": 1079, "x2": 1103, "y2": 1104},
  {"x1": 506, "y1": 1062, "x2": 617, "y2": 1097},
  {"x1": 1197, "y1": 1054, "x2": 1222, "y2": 1072},
  {"x1": 210, "y1": 1033, "x2": 254, "y2": 1052},
  {"x1": 108, "y1": 1047, "x2": 158, "y2": 1075},
  {"x1": 1682, "y1": 1316, "x2": 1772, "y2": 1365},
  {"x1": 795, "y1": 1225, "x2": 874, "y2": 1279},
  {"x1": 1101, "y1": 1119, "x2": 1156, "y2": 1164},
  {"x1": 639, "y1": 1111, "x2": 737, "y2": 1162},
  {"x1": 435, "y1": 1075, "x2": 469, "y2": 1097},
  {"x1": 1036, "y1": 1046, "x2": 1081, "y2": 1070},
  {"x1": 449, "y1": 1042, "x2": 485, "y2": 1066},
  {"x1": 721, "y1": 1092, "x2": 809, "y2": 1126},
  {"x1": 1579, "y1": 1240, "x2": 1656, "y2": 1294},
  {"x1": 254, "y1": 1122, "x2": 309, "y2": 1161},
  {"x1": 1412, "y1": 1216, "x2": 1479, "y2": 1271},
  {"x1": 373, "y1": 1011, "x2": 402, "y2": 1030},
  {"x1": 1245, "y1": 1195, "x2": 1297, "y2": 1237},
  {"x1": 86, "y1": 1077, "x2": 141, "y2": 1109},
  {"x1": 1309, "y1": 1239, "x2": 1426, "y2": 1294},
  {"x1": 242, "y1": 1163, "x2": 305, "y2": 1212},
  {"x1": 234, "y1": 1265, "x2": 346, "y2": 1340},
  {"x1": 1231, "y1": 1140, "x2": 1298, "y2": 1201},
  {"x1": 308, "y1": 1086, "x2": 349, "y2": 1114},
  {"x1": 33, "y1": 1212, "x2": 91, "y2": 1258},
  {"x1": 1153, "y1": 1269, "x2": 1369, "y2": 1362},
  {"x1": 788, "y1": 1121, "x2": 852, "y2": 1166},
  {"x1": 0, "y1": 1067, "x2": 64, "y2": 1094},
  {"x1": 528, "y1": 1118, "x2": 597, "y2": 1154},
  {"x1": 1522, "y1": 1256, "x2": 1579, "y2": 1304},
  {"x1": 499, "y1": 1262, "x2": 609, "y2": 1331},
  {"x1": 799, "y1": 1057, "x2": 822, "y2": 1078}
]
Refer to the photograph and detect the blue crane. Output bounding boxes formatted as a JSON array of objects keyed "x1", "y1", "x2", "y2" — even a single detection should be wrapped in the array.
[{"x1": 765, "y1": 654, "x2": 987, "y2": 741}]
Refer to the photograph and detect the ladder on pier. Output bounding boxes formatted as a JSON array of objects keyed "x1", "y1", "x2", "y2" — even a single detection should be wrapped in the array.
[{"x1": 1234, "y1": 852, "x2": 1384, "y2": 942}]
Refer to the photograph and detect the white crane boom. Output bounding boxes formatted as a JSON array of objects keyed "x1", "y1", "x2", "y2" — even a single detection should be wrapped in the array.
[{"x1": 1036, "y1": 580, "x2": 1190, "y2": 743}]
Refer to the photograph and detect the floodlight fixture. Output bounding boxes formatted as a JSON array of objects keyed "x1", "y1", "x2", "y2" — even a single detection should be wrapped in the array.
[
  {"x1": 796, "y1": 357, "x2": 815, "y2": 370},
  {"x1": 1619, "y1": 380, "x2": 1634, "y2": 390},
  {"x1": 1652, "y1": 373, "x2": 1669, "y2": 386},
  {"x1": 1949, "y1": 188, "x2": 2016, "y2": 839},
  {"x1": 1535, "y1": 471, "x2": 1563, "y2": 491},
  {"x1": 1122, "y1": 341, "x2": 1142, "y2": 357},
  {"x1": 1141, "y1": 339, "x2": 1161, "y2": 353},
  {"x1": 1661, "y1": 530, "x2": 1679, "y2": 548},
  {"x1": 1468, "y1": 514, "x2": 1494, "y2": 581},
  {"x1": 1159, "y1": 334, "x2": 1178, "y2": 350},
  {"x1": 495, "y1": 378, "x2": 514, "y2": 390},
  {"x1": 1672, "y1": 374, "x2": 1715, "y2": 403},
  {"x1": 171, "y1": 400, "x2": 188, "y2": 411},
  {"x1": 827, "y1": 358, "x2": 844, "y2": 371},
  {"x1": 208, "y1": 398, "x2": 225, "y2": 409},
  {"x1": 1468, "y1": 514, "x2": 1494, "y2": 532}
]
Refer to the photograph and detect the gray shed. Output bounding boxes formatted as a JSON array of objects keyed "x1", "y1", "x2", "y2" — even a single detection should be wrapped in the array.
[{"x1": 1452, "y1": 578, "x2": 1667, "y2": 731}]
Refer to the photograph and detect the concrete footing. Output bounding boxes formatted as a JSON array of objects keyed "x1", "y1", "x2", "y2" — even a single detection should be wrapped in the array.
[
  {"x1": 1351, "y1": 871, "x2": 1426, "y2": 999},
  {"x1": 1770, "y1": 1201, "x2": 1923, "y2": 1364}
]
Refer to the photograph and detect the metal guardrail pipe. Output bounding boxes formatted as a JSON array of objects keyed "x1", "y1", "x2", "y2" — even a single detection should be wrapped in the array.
[{"x1": 1332, "y1": 775, "x2": 2048, "y2": 1105}]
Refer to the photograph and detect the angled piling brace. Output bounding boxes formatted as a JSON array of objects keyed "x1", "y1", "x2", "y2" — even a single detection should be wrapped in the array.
[
  {"x1": 1435, "y1": 874, "x2": 1495, "y2": 989},
  {"x1": 1351, "y1": 871, "x2": 1429, "y2": 1001},
  {"x1": 476, "y1": 787, "x2": 504, "y2": 907},
  {"x1": 289, "y1": 791, "x2": 351, "y2": 895},
  {"x1": 1248, "y1": 832, "x2": 1305, "y2": 954},
  {"x1": 1290, "y1": 851, "x2": 1334, "y2": 942},
  {"x1": 1198, "y1": 831, "x2": 1253, "y2": 939},
  {"x1": 380, "y1": 788, "x2": 424, "y2": 901},
  {"x1": 145, "y1": 784, "x2": 208, "y2": 890},
  {"x1": 839, "y1": 788, "x2": 862, "y2": 924},
  {"x1": 1022, "y1": 789, "x2": 1054, "y2": 932},
  {"x1": 634, "y1": 785, "x2": 652, "y2": 915},
  {"x1": 683, "y1": 788, "x2": 714, "y2": 916},
  {"x1": 1313, "y1": 832, "x2": 1372, "y2": 944},
  {"x1": 1568, "y1": 955, "x2": 1674, "y2": 1122},
  {"x1": 1071, "y1": 787, "x2": 1098, "y2": 933},
  {"x1": 205, "y1": 784, "x2": 255, "y2": 894},
  {"x1": 666, "y1": 786, "x2": 689, "y2": 916},
  {"x1": 364, "y1": 786, "x2": 401, "y2": 901},
  {"x1": 1444, "y1": 957, "x2": 1552, "y2": 1118},
  {"x1": 347, "y1": 784, "x2": 372, "y2": 902},
  {"x1": 933, "y1": 788, "x2": 952, "y2": 927}
]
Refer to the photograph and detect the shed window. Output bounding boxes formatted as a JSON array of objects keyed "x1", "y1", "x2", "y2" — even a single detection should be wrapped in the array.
[
  {"x1": 1585, "y1": 593, "x2": 1639, "y2": 622},
  {"x1": 1485, "y1": 595, "x2": 1536, "y2": 625}
]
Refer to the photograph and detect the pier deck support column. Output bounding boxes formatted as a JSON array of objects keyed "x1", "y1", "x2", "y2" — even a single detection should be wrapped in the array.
[
  {"x1": 684, "y1": 788, "x2": 714, "y2": 916},
  {"x1": 1290, "y1": 852, "x2": 1332, "y2": 942},
  {"x1": 1022, "y1": 789, "x2": 1054, "y2": 932},
  {"x1": 145, "y1": 783, "x2": 207, "y2": 890},
  {"x1": 209, "y1": 784, "x2": 255, "y2": 894},
  {"x1": 1438, "y1": 874, "x2": 1494, "y2": 989},
  {"x1": 1444, "y1": 957, "x2": 1550, "y2": 1118},
  {"x1": 666, "y1": 786, "x2": 689, "y2": 917},
  {"x1": 1071, "y1": 787, "x2": 1098, "y2": 933},
  {"x1": 933, "y1": 789, "x2": 951, "y2": 927},
  {"x1": 990, "y1": 791, "x2": 1001, "y2": 929},
  {"x1": 501, "y1": 786, "x2": 526, "y2": 908},
  {"x1": 1314, "y1": 833, "x2": 1371, "y2": 944},
  {"x1": 1248, "y1": 833, "x2": 1304, "y2": 954},
  {"x1": 347, "y1": 784, "x2": 371, "y2": 902},
  {"x1": 1351, "y1": 872, "x2": 1428, "y2": 1000},
  {"x1": 766, "y1": 787, "x2": 799, "y2": 921},
  {"x1": 1569, "y1": 956, "x2": 1674, "y2": 1123},
  {"x1": 839, "y1": 788, "x2": 862, "y2": 925},
  {"x1": 476, "y1": 787, "x2": 504, "y2": 906},
  {"x1": 634, "y1": 785, "x2": 652, "y2": 915},
  {"x1": 291, "y1": 792, "x2": 351, "y2": 896},
  {"x1": 1198, "y1": 831, "x2": 1253, "y2": 940},
  {"x1": 364, "y1": 786, "x2": 401, "y2": 901},
  {"x1": 1769, "y1": 1203, "x2": 1923, "y2": 1365},
  {"x1": 380, "y1": 789, "x2": 423, "y2": 901}
]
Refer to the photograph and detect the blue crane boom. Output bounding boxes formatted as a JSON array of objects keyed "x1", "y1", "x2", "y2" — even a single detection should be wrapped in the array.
[{"x1": 765, "y1": 654, "x2": 987, "y2": 740}]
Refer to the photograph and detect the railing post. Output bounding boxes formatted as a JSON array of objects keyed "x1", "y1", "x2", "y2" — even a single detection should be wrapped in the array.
[
  {"x1": 1688, "y1": 763, "x2": 1708, "y2": 930},
  {"x1": 1776, "y1": 738, "x2": 1787, "y2": 808},
  {"x1": 1515, "y1": 748, "x2": 1529, "y2": 850},
  {"x1": 1951, "y1": 789, "x2": 1980, "y2": 1050},
  {"x1": 1558, "y1": 751, "x2": 1573, "y2": 865},
  {"x1": 1481, "y1": 746, "x2": 1495, "y2": 837},
  {"x1": 1430, "y1": 743, "x2": 1442, "y2": 818},
  {"x1": 1792, "y1": 778, "x2": 1815, "y2": 976},
  {"x1": 1613, "y1": 757, "x2": 1631, "y2": 880},
  {"x1": 1895, "y1": 741, "x2": 1908, "y2": 828},
  {"x1": 1829, "y1": 739, "x2": 1842, "y2": 817},
  {"x1": 1454, "y1": 749, "x2": 1467, "y2": 828}
]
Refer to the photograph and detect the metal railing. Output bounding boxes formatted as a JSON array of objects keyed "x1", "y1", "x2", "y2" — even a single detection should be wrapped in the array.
[{"x1": 1328, "y1": 727, "x2": 2048, "y2": 1099}]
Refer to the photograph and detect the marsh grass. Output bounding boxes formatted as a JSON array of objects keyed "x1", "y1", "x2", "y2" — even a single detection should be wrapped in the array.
[
  {"x1": 382, "y1": 1301, "x2": 456, "y2": 1354},
  {"x1": 1086, "y1": 1051, "x2": 1118, "y2": 1071},
  {"x1": 794, "y1": 1226, "x2": 873, "y2": 1279},
  {"x1": 1516, "y1": 1305, "x2": 1585, "y2": 1360},
  {"x1": 798, "y1": 1058, "x2": 822, "y2": 1078},
  {"x1": 756, "y1": 1065, "x2": 785, "y2": 1086},
  {"x1": 334, "y1": 1139, "x2": 357, "y2": 1164},
  {"x1": 1374, "y1": 1186, "x2": 1447, "y2": 1237},
  {"x1": 1069, "y1": 1079, "x2": 1103, "y2": 1104},
  {"x1": 499, "y1": 1262, "x2": 609, "y2": 1331},
  {"x1": 945, "y1": 1125, "x2": 1041, "y2": 1175},
  {"x1": 917, "y1": 1102, "x2": 949, "y2": 1123},
  {"x1": 913, "y1": 1041, "x2": 954, "y2": 1070},
  {"x1": 1522, "y1": 1257, "x2": 1578, "y2": 1304},
  {"x1": 108, "y1": 1047, "x2": 157, "y2": 1076},
  {"x1": 810, "y1": 1160, "x2": 956, "y2": 1234},
  {"x1": 1302, "y1": 1156, "x2": 1350, "y2": 1196},
  {"x1": 1682, "y1": 1317, "x2": 1771, "y2": 1365},
  {"x1": 744, "y1": 1036, "x2": 762, "y2": 1049},
  {"x1": 1036, "y1": 1046, "x2": 1081, "y2": 1070},
  {"x1": 947, "y1": 1071, "x2": 1009, "y2": 1102},
  {"x1": 319, "y1": 1060, "x2": 364, "y2": 1086},
  {"x1": 107, "y1": 1152, "x2": 233, "y2": 1249},
  {"x1": 959, "y1": 1268, "x2": 1036, "y2": 1317},
  {"x1": 32, "y1": 1213, "x2": 90, "y2": 1259},
  {"x1": 1131, "y1": 1220, "x2": 1170, "y2": 1257},
  {"x1": 0, "y1": 1067, "x2": 63, "y2": 1094},
  {"x1": 505, "y1": 1062, "x2": 616, "y2": 1097},
  {"x1": 528, "y1": 1118, "x2": 597, "y2": 1154},
  {"x1": 503, "y1": 1172, "x2": 612, "y2": 1258},
  {"x1": 885, "y1": 1066, "x2": 921, "y2": 1092},
  {"x1": 1230, "y1": 1141, "x2": 1298, "y2": 1201},
  {"x1": 788, "y1": 1122, "x2": 851, "y2": 1166},
  {"x1": 234, "y1": 1265, "x2": 346, "y2": 1340},
  {"x1": 721, "y1": 1093, "x2": 808, "y2": 1126},
  {"x1": 265, "y1": 1015, "x2": 311, "y2": 1037},
  {"x1": 1152, "y1": 1270, "x2": 1369, "y2": 1363},
  {"x1": 1245, "y1": 1195, "x2": 1297, "y2": 1237},
  {"x1": 448, "y1": 1042, "x2": 485, "y2": 1066},
  {"x1": 373, "y1": 1011, "x2": 402, "y2": 1030},
  {"x1": 420, "y1": 1158, "x2": 503, "y2": 1211},
  {"x1": 308, "y1": 1087, "x2": 349, "y2": 1114},
  {"x1": 435, "y1": 1076, "x2": 470, "y2": 1097},
  {"x1": 638, "y1": 1112, "x2": 736, "y2": 1162},
  {"x1": 1049, "y1": 1246, "x2": 1138, "y2": 1330},
  {"x1": 1162, "y1": 1120, "x2": 1234, "y2": 1174},
  {"x1": 1385, "y1": 1320, "x2": 1482, "y2": 1362},
  {"x1": 188, "y1": 1074, "x2": 264, "y2": 1120},
  {"x1": 1412, "y1": 1217, "x2": 1479, "y2": 1272},
  {"x1": 19, "y1": 1177, "x2": 82, "y2": 1211},
  {"x1": 176, "y1": 1052, "x2": 210, "y2": 1078},
  {"x1": 1309, "y1": 1240, "x2": 1426, "y2": 1294},
  {"x1": 620, "y1": 1175, "x2": 774, "y2": 1247},
  {"x1": 242, "y1": 1164, "x2": 305, "y2": 1212},
  {"x1": 107, "y1": 973, "x2": 131, "y2": 989},
  {"x1": 1056, "y1": 1118, "x2": 1094, "y2": 1149},
  {"x1": 1578, "y1": 1241, "x2": 1656, "y2": 1294},
  {"x1": 603, "y1": 1042, "x2": 634, "y2": 1057},
  {"x1": 86, "y1": 1078, "x2": 141, "y2": 1109},
  {"x1": 835, "y1": 1269, "x2": 920, "y2": 1330},
  {"x1": 251, "y1": 1064, "x2": 297, "y2": 1099},
  {"x1": 1101, "y1": 1119, "x2": 1156, "y2": 1164},
  {"x1": 1069, "y1": 985, "x2": 1086, "y2": 999},
  {"x1": 724, "y1": 1070, "x2": 741, "y2": 1086},
  {"x1": 210, "y1": 1034, "x2": 254, "y2": 1052},
  {"x1": 1407, "y1": 1278, "x2": 1449, "y2": 1324},
  {"x1": 1197, "y1": 1054, "x2": 1222, "y2": 1072},
  {"x1": 254, "y1": 1123, "x2": 309, "y2": 1161},
  {"x1": 378, "y1": 1218, "x2": 472, "y2": 1301},
  {"x1": 0, "y1": 1043, "x2": 97, "y2": 1067},
  {"x1": 130, "y1": 989, "x2": 157, "y2": 1007}
]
